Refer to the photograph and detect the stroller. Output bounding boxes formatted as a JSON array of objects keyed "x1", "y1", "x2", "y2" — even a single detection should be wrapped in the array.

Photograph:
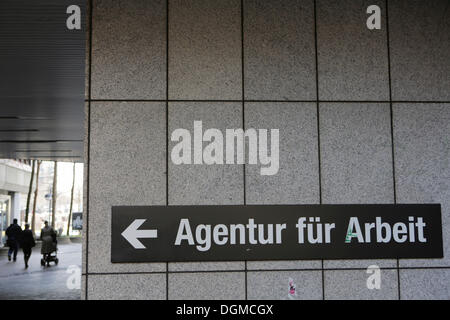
[{"x1": 40, "y1": 229, "x2": 59, "y2": 267}]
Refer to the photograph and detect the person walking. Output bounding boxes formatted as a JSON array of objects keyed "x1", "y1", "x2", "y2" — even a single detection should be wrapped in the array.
[
  {"x1": 20, "y1": 224, "x2": 35, "y2": 268},
  {"x1": 40, "y1": 221, "x2": 56, "y2": 266},
  {"x1": 5, "y1": 219, "x2": 22, "y2": 262}
]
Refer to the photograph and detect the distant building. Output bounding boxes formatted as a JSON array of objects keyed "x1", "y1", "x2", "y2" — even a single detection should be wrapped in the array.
[{"x1": 0, "y1": 159, "x2": 33, "y2": 246}]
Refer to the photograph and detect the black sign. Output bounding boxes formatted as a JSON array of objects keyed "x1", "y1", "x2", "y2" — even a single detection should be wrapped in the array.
[{"x1": 111, "y1": 204, "x2": 443, "y2": 263}]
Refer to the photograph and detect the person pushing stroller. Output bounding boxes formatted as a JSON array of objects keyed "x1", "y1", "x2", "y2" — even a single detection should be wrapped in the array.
[{"x1": 40, "y1": 221, "x2": 58, "y2": 266}]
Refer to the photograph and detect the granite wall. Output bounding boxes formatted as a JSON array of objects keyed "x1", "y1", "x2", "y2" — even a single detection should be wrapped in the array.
[{"x1": 82, "y1": 0, "x2": 450, "y2": 300}]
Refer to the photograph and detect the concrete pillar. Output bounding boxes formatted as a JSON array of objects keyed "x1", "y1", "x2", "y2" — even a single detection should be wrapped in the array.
[
  {"x1": 83, "y1": 0, "x2": 450, "y2": 300},
  {"x1": 9, "y1": 192, "x2": 21, "y2": 224}
]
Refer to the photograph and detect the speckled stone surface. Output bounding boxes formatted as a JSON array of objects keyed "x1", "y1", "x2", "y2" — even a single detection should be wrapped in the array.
[
  {"x1": 168, "y1": 261, "x2": 244, "y2": 272},
  {"x1": 88, "y1": 102, "x2": 166, "y2": 273},
  {"x1": 400, "y1": 269, "x2": 450, "y2": 300},
  {"x1": 82, "y1": 1, "x2": 450, "y2": 300},
  {"x1": 243, "y1": 101, "x2": 322, "y2": 276},
  {"x1": 389, "y1": 0, "x2": 450, "y2": 101},
  {"x1": 244, "y1": 0, "x2": 316, "y2": 100},
  {"x1": 316, "y1": 0, "x2": 389, "y2": 100},
  {"x1": 81, "y1": 275, "x2": 86, "y2": 300},
  {"x1": 82, "y1": 103, "x2": 88, "y2": 275},
  {"x1": 320, "y1": 103, "x2": 394, "y2": 204},
  {"x1": 323, "y1": 259, "x2": 397, "y2": 269},
  {"x1": 87, "y1": 274, "x2": 166, "y2": 300},
  {"x1": 91, "y1": 0, "x2": 166, "y2": 99},
  {"x1": 168, "y1": 102, "x2": 244, "y2": 205},
  {"x1": 84, "y1": 4, "x2": 90, "y2": 100},
  {"x1": 394, "y1": 103, "x2": 450, "y2": 267},
  {"x1": 168, "y1": 272, "x2": 245, "y2": 300},
  {"x1": 169, "y1": 0, "x2": 241, "y2": 100},
  {"x1": 247, "y1": 271, "x2": 322, "y2": 300},
  {"x1": 168, "y1": 102, "x2": 244, "y2": 272},
  {"x1": 247, "y1": 260, "x2": 321, "y2": 271},
  {"x1": 245, "y1": 102, "x2": 320, "y2": 205},
  {"x1": 324, "y1": 269, "x2": 398, "y2": 300},
  {"x1": 320, "y1": 103, "x2": 396, "y2": 268}
]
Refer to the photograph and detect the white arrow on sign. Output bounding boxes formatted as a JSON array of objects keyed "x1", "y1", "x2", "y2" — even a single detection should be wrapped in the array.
[{"x1": 121, "y1": 219, "x2": 158, "y2": 249}]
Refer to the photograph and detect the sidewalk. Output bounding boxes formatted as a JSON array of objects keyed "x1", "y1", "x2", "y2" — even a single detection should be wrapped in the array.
[{"x1": 0, "y1": 243, "x2": 81, "y2": 300}]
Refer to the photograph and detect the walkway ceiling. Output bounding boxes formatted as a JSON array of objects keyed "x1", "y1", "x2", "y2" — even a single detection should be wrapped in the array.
[{"x1": 0, "y1": 0, "x2": 85, "y2": 162}]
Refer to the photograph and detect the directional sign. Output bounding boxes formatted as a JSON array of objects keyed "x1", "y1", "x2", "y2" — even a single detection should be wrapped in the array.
[{"x1": 111, "y1": 204, "x2": 443, "y2": 263}]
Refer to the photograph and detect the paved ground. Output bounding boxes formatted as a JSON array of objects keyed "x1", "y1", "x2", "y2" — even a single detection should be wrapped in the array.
[{"x1": 0, "y1": 243, "x2": 81, "y2": 300}]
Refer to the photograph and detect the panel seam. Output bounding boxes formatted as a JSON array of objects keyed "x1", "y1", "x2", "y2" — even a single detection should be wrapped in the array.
[
  {"x1": 385, "y1": 0, "x2": 401, "y2": 301},
  {"x1": 85, "y1": 0, "x2": 93, "y2": 301},
  {"x1": 241, "y1": 0, "x2": 248, "y2": 301},
  {"x1": 165, "y1": 0, "x2": 170, "y2": 301}
]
